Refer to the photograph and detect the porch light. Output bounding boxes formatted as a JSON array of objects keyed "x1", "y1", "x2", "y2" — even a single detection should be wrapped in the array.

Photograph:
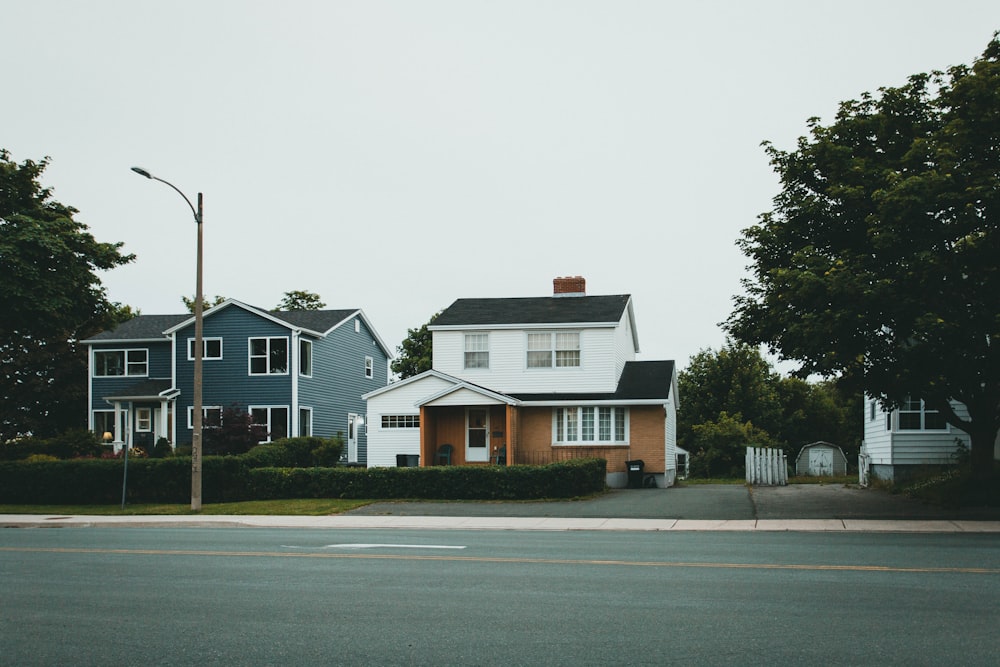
[{"x1": 131, "y1": 166, "x2": 205, "y2": 511}]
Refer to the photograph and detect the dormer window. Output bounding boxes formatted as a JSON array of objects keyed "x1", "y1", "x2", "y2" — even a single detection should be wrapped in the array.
[{"x1": 527, "y1": 332, "x2": 580, "y2": 368}]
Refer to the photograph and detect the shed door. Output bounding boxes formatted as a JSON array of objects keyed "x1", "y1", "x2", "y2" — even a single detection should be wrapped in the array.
[{"x1": 808, "y1": 448, "x2": 833, "y2": 476}]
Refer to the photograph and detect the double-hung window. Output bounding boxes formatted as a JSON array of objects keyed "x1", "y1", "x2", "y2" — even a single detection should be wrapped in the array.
[
  {"x1": 249, "y1": 337, "x2": 288, "y2": 375},
  {"x1": 555, "y1": 406, "x2": 627, "y2": 444},
  {"x1": 464, "y1": 333, "x2": 489, "y2": 369},
  {"x1": 527, "y1": 332, "x2": 580, "y2": 368},
  {"x1": 299, "y1": 339, "x2": 313, "y2": 377}
]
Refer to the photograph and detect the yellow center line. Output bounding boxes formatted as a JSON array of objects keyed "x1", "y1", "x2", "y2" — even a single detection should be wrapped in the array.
[{"x1": 2, "y1": 546, "x2": 998, "y2": 574}]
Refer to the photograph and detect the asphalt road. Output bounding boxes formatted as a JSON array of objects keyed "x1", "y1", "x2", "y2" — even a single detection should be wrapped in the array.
[
  {"x1": 2, "y1": 526, "x2": 999, "y2": 666},
  {"x1": 345, "y1": 483, "x2": 1000, "y2": 521}
]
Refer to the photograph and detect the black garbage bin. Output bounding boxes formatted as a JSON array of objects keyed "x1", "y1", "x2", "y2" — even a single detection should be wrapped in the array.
[
  {"x1": 625, "y1": 460, "x2": 644, "y2": 488},
  {"x1": 395, "y1": 454, "x2": 420, "y2": 467}
]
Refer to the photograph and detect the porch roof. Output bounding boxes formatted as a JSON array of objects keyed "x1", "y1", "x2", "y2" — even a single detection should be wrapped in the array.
[
  {"x1": 102, "y1": 379, "x2": 178, "y2": 402},
  {"x1": 511, "y1": 360, "x2": 675, "y2": 403}
]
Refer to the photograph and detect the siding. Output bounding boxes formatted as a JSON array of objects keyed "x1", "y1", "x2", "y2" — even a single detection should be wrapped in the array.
[
  {"x1": 89, "y1": 341, "x2": 172, "y2": 411},
  {"x1": 863, "y1": 396, "x2": 971, "y2": 466},
  {"x1": 302, "y1": 315, "x2": 390, "y2": 461},
  {"x1": 366, "y1": 375, "x2": 455, "y2": 467},
  {"x1": 431, "y1": 327, "x2": 620, "y2": 394}
]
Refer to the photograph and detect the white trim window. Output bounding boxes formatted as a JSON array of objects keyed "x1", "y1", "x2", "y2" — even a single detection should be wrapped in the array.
[
  {"x1": 299, "y1": 339, "x2": 313, "y2": 377},
  {"x1": 188, "y1": 337, "x2": 223, "y2": 361},
  {"x1": 249, "y1": 337, "x2": 289, "y2": 375},
  {"x1": 897, "y1": 398, "x2": 947, "y2": 431},
  {"x1": 93, "y1": 349, "x2": 148, "y2": 377},
  {"x1": 527, "y1": 332, "x2": 580, "y2": 368},
  {"x1": 381, "y1": 415, "x2": 420, "y2": 428},
  {"x1": 554, "y1": 406, "x2": 627, "y2": 444},
  {"x1": 464, "y1": 333, "x2": 489, "y2": 369},
  {"x1": 187, "y1": 406, "x2": 223, "y2": 429},
  {"x1": 365, "y1": 356, "x2": 374, "y2": 378},
  {"x1": 93, "y1": 410, "x2": 126, "y2": 441},
  {"x1": 299, "y1": 407, "x2": 313, "y2": 437},
  {"x1": 251, "y1": 406, "x2": 289, "y2": 441},
  {"x1": 135, "y1": 407, "x2": 152, "y2": 432}
]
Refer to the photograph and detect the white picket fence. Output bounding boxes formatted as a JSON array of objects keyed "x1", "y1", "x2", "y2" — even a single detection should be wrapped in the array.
[{"x1": 745, "y1": 446, "x2": 787, "y2": 486}]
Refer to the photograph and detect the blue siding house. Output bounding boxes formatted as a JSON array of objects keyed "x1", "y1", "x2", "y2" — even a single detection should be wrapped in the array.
[{"x1": 83, "y1": 299, "x2": 391, "y2": 463}]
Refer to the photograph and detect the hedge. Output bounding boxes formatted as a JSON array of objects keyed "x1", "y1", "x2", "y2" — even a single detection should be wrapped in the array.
[{"x1": 0, "y1": 457, "x2": 607, "y2": 505}]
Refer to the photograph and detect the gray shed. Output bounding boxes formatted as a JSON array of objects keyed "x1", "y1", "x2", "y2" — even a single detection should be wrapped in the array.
[{"x1": 794, "y1": 441, "x2": 848, "y2": 476}]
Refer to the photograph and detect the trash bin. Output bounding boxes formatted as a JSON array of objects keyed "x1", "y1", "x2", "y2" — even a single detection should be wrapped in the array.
[
  {"x1": 625, "y1": 460, "x2": 645, "y2": 488},
  {"x1": 395, "y1": 454, "x2": 420, "y2": 467}
]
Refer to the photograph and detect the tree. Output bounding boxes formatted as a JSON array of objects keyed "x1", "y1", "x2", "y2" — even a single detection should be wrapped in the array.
[
  {"x1": 276, "y1": 290, "x2": 325, "y2": 311},
  {"x1": 0, "y1": 150, "x2": 135, "y2": 441},
  {"x1": 391, "y1": 312, "x2": 439, "y2": 379},
  {"x1": 687, "y1": 412, "x2": 774, "y2": 479},
  {"x1": 182, "y1": 294, "x2": 226, "y2": 313},
  {"x1": 678, "y1": 340, "x2": 783, "y2": 448},
  {"x1": 726, "y1": 36, "x2": 1000, "y2": 481}
]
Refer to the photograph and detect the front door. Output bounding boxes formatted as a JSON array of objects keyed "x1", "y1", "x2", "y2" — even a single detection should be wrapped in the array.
[{"x1": 466, "y1": 408, "x2": 489, "y2": 462}]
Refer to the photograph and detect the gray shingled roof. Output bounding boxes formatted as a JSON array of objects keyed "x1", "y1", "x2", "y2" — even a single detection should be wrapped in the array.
[
  {"x1": 510, "y1": 360, "x2": 674, "y2": 402},
  {"x1": 432, "y1": 294, "x2": 631, "y2": 327},
  {"x1": 268, "y1": 309, "x2": 357, "y2": 333},
  {"x1": 83, "y1": 307, "x2": 358, "y2": 343},
  {"x1": 83, "y1": 315, "x2": 188, "y2": 342}
]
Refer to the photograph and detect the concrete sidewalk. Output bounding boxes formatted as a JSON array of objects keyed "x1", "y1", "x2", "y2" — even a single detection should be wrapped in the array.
[
  {"x1": 3, "y1": 485, "x2": 1000, "y2": 532},
  {"x1": 3, "y1": 513, "x2": 1000, "y2": 532}
]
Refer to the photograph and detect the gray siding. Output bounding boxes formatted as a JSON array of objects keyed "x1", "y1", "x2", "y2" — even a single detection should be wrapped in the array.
[
  {"x1": 89, "y1": 340, "x2": 172, "y2": 410},
  {"x1": 174, "y1": 307, "x2": 292, "y2": 443},
  {"x1": 301, "y1": 315, "x2": 389, "y2": 462}
]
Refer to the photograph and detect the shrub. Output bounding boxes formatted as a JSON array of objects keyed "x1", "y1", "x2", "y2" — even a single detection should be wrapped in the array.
[
  {"x1": 241, "y1": 436, "x2": 343, "y2": 468},
  {"x1": 0, "y1": 428, "x2": 105, "y2": 461}
]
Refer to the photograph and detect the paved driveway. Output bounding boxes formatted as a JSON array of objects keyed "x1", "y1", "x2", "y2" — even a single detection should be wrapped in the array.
[{"x1": 346, "y1": 483, "x2": 1000, "y2": 521}]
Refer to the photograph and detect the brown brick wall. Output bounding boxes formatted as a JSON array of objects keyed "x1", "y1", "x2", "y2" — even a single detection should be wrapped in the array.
[{"x1": 513, "y1": 405, "x2": 665, "y2": 472}]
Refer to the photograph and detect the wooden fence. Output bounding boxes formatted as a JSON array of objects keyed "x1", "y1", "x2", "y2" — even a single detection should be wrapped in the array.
[{"x1": 745, "y1": 446, "x2": 787, "y2": 486}]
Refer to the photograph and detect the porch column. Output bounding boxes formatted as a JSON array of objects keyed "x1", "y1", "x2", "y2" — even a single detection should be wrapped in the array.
[
  {"x1": 113, "y1": 401, "x2": 124, "y2": 454},
  {"x1": 419, "y1": 405, "x2": 428, "y2": 467},
  {"x1": 159, "y1": 399, "x2": 170, "y2": 444}
]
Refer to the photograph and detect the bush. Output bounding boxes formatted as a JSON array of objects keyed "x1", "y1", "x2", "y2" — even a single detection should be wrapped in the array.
[
  {"x1": 0, "y1": 457, "x2": 607, "y2": 504},
  {"x1": 241, "y1": 436, "x2": 343, "y2": 468},
  {"x1": 0, "y1": 428, "x2": 105, "y2": 461}
]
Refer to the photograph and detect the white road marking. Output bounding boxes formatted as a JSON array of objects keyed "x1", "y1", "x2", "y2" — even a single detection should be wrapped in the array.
[{"x1": 282, "y1": 544, "x2": 467, "y2": 550}]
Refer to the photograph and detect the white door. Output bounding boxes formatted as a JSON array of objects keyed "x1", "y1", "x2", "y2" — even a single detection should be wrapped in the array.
[
  {"x1": 347, "y1": 414, "x2": 359, "y2": 463},
  {"x1": 808, "y1": 448, "x2": 833, "y2": 476},
  {"x1": 466, "y1": 408, "x2": 489, "y2": 462}
]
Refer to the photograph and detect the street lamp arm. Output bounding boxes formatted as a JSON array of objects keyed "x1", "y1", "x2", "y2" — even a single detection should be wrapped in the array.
[{"x1": 131, "y1": 166, "x2": 202, "y2": 224}]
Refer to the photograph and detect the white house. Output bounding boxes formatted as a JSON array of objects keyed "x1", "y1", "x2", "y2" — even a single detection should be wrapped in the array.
[{"x1": 363, "y1": 276, "x2": 680, "y2": 488}]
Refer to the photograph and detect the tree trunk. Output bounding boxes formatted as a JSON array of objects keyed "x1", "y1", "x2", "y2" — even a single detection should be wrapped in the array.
[{"x1": 967, "y1": 425, "x2": 997, "y2": 483}]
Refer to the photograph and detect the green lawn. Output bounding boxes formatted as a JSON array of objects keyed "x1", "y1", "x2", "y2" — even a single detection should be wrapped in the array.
[{"x1": 0, "y1": 498, "x2": 373, "y2": 516}]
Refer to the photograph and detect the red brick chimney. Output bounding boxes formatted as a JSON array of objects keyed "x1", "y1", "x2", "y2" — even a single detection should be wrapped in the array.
[{"x1": 553, "y1": 275, "x2": 586, "y2": 297}]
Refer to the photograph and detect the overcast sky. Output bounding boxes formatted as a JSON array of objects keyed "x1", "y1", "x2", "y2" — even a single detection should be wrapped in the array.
[{"x1": 5, "y1": 1, "x2": 998, "y2": 370}]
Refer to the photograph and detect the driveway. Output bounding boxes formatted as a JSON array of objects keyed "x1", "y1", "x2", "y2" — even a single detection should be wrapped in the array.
[{"x1": 345, "y1": 483, "x2": 1000, "y2": 521}]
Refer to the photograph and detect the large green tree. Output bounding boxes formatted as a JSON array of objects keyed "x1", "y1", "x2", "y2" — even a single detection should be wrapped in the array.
[
  {"x1": 727, "y1": 36, "x2": 1000, "y2": 480},
  {"x1": 0, "y1": 150, "x2": 134, "y2": 441},
  {"x1": 391, "y1": 312, "x2": 439, "y2": 379}
]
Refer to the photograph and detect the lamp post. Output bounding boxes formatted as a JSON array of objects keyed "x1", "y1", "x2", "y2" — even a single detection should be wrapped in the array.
[{"x1": 131, "y1": 166, "x2": 204, "y2": 511}]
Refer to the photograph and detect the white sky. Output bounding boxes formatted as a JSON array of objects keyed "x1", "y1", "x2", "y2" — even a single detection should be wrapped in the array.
[{"x1": 5, "y1": 1, "x2": 997, "y2": 370}]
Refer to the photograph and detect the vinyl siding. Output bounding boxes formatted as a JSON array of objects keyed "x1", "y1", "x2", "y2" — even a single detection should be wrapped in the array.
[
  {"x1": 89, "y1": 341, "x2": 172, "y2": 410},
  {"x1": 432, "y1": 327, "x2": 620, "y2": 394},
  {"x1": 366, "y1": 375, "x2": 455, "y2": 467},
  {"x1": 302, "y1": 315, "x2": 389, "y2": 461},
  {"x1": 863, "y1": 396, "x2": 971, "y2": 465}
]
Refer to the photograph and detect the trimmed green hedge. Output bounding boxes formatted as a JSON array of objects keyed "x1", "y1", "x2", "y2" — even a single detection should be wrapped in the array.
[{"x1": 0, "y1": 457, "x2": 606, "y2": 505}]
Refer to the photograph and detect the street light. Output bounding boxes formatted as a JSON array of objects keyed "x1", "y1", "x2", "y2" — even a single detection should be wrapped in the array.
[{"x1": 131, "y1": 166, "x2": 205, "y2": 511}]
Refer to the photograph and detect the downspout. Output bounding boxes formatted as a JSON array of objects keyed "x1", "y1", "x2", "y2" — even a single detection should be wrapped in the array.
[{"x1": 291, "y1": 329, "x2": 300, "y2": 437}]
